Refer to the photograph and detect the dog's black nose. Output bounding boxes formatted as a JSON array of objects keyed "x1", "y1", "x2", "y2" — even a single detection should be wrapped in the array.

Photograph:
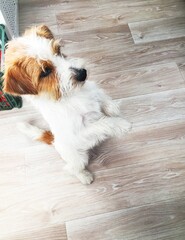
[{"x1": 72, "y1": 68, "x2": 87, "y2": 82}]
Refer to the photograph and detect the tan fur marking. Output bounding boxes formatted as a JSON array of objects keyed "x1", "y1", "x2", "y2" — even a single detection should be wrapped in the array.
[
  {"x1": 3, "y1": 56, "x2": 38, "y2": 95},
  {"x1": 4, "y1": 51, "x2": 61, "y2": 99},
  {"x1": 24, "y1": 25, "x2": 54, "y2": 39},
  {"x1": 37, "y1": 60, "x2": 61, "y2": 100},
  {"x1": 38, "y1": 131, "x2": 54, "y2": 145},
  {"x1": 51, "y1": 39, "x2": 61, "y2": 56}
]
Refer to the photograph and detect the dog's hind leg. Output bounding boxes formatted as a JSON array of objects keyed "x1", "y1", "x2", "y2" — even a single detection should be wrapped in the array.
[
  {"x1": 54, "y1": 143, "x2": 93, "y2": 185},
  {"x1": 64, "y1": 163, "x2": 93, "y2": 185},
  {"x1": 17, "y1": 122, "x2": 54, "y2": 145}
]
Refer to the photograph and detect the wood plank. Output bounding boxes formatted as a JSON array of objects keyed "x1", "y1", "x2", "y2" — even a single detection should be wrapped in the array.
[
  {"x1": 62, "y1": 36, "x2": 185, "y2": 76},
  {"x1": 56, "y1": 0, "x2": 185, "y2": 34},
  {"x1": 66, "y1": 199, "x2": 185, "y2": 240},
  {"x1": 129, "y1": 17, "x2": 185, "y2": 44},
  {"x1": 177, "y1": 62, "x2": 185, "y2": 81},
  {"x1": 91, "y1": 62, "x2": 185, "y2": 99},
  {"x1": 1, "y1": 225, "x2": 67, "y2": 240},
  {"x1": 59, "y1": 25, "x2": 133, "y2": 56},
  {"x1": 18, "y1": 4, "x2": 58, "y2": 35},
  {"x1": 120, "y1": 88, "x2": 185, "y2": 127},
  {"x1": 1, "y1": 158, "x2": 185, "y2": 237},
  {"x1": 89, "y1": 119, "x2": 185, "y2": 171},
  {"x1": 19, "y1": 0, "x2": 185, "y2": 34}
]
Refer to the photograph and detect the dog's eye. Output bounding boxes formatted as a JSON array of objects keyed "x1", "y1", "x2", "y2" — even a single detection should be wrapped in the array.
[{"x1": 40, "y1": 67, "x2": 52, "y2": 78}]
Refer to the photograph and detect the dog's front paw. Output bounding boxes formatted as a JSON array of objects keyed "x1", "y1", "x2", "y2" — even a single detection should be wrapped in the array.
[
  {"x1": 115, "y1": 118, "x2": 132, "y2": 137},
  {"x1": 103, "y1": 101, "x2": 121, "y2": 117},
  {"x1": 77, "y1": 170, "x2": 94, "y2": 185}
]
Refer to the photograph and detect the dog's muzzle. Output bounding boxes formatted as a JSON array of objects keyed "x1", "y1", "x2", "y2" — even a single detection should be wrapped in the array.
[{"x1": 71, "y1": 68, "x2": 87, "y2": 82}]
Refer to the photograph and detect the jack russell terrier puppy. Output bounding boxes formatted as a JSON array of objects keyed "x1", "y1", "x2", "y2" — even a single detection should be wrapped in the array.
[{"x1": 3, "y1": 25, "x2": 132, "y2": 184}]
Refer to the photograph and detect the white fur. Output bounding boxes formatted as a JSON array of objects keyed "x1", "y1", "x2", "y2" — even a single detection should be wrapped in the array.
[
  {"x1": 16, "y1": 32, "x2": 132, "y2": 184},
  {"x1": 17, "y1": 122, "x2": 44, "y2": 140}
]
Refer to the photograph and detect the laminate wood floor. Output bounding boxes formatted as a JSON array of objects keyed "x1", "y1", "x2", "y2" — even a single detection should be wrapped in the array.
[{"x1": 1, "y1": 0, "x2": 185, "y2": 239}]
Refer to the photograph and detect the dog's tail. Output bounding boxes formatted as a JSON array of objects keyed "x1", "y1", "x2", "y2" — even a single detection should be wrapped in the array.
[{"x1": 17, "y1": 122, "x2": 54, "y2": 145}]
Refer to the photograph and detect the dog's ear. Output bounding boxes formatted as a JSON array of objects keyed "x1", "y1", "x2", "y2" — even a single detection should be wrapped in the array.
[
  {"x1": 3, "y1": 63, "x2": 38, "y2": 96},
  {"x1": 51, "y1": 39, "x2": 61, "y2": 56},
  {"x1": 36, "y1": 25, "x2": 54, "y2": 39},
  {"x1": 24, "y1": 25, "x2": 54, "y2": 40}
]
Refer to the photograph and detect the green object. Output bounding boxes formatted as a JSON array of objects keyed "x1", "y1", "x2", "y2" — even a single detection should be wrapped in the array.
[
  {"x1": 0, "y1": 25, "x2": 22, "y2": 111},
  {"x1": 0, "y1": 75, "x2": 22, "y2": 110},
  {"x1": 0, "y1": 24, "x2": 8, "y2": 69}
]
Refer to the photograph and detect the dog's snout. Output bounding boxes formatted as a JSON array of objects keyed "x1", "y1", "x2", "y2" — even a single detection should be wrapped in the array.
[{"x1": 71, "y1": 68, "x2": 87, "y2": 82}]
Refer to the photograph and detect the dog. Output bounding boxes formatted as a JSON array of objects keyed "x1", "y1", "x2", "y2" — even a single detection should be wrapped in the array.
[{"x1": 3, "y1": 25, "x2": 131, "y2": 184}]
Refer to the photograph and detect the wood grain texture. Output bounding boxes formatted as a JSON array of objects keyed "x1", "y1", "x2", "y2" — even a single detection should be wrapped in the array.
[
  {"x1": 67, "y1": 199, "x2": 185, "y2": 240},
  {"x1": 177, "y1": 62, "x2": 185, "y2": 81},
  {"x1": 91, "y1": 62, "x2": 185, "y2": 99},
  {"x1": 119, "y1": 88, "x2": 185, "y2": 127},
  {"x1": 129, "y1": 17, "x2": 185, "y2": 44},
  {"x1": 4, "y1": 225, "x2": 67, "y2": 240},
  {"x1": 1, "y1": 157, "x2": 185, "y2": 238},
  {"x1": 1, "y1": 0, "x2": 185, "y2": 239},
  {"x1": 61, "y1": 33, "x2": 185, "y2": 76},
  {"x1": 89, "y1": 119, "x2": 185, "y2": 171},
  {"x1": 19, "y1": 0, "x2": 185, "y2": 34},
  {"x1": 55, "y1": 0, "x2": 185, "y2": 34}
]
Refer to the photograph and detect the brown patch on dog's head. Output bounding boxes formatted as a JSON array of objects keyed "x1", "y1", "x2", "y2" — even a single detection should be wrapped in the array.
[
  {"x1": 37, "y1": 60, "x2": 61, "y2": 100},
  {"x1": 3, "y1": 61, "x2": 38, "y2": 95},
  {"x1": 3, "y1": 25, "x2": 62, "y2": 100},
  {"x1": 4, "y1": 56, "x2": 61, "y2": 100},
  {"x1": 3, "y1": 40, "x2": 38, "y2": 95},
  {"x1": 3, "y1": 44, "x2": 61, "y2": 100}
]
